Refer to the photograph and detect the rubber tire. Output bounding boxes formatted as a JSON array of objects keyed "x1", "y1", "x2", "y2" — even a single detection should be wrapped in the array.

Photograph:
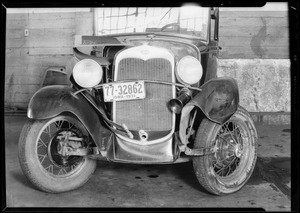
[
  {"x1": 192, "y1": 106, "x2": 257, "y2": 195},
  {"x1": 18, "y1": 115, "x2": 97, "y2": 193}
]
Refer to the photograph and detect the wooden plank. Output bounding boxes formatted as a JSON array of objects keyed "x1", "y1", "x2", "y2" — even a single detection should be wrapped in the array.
[
  {"x1": 31, "y1": 56, "x2": 72, "y2": 66},
  {"x1": 5, "y1": 48, "x2": 30, "y2": 66},
  {"x1": 4, "y1": 99, "x2": 30, "y2": 106},
  {"x1": 5, "y1": 65, "x2": 69, "y2": 88},
  {"x1": 4, "y1": 81, "x2": 50, "y2": 105},
  {"x1": 5, "y1": 47, "x2": 28, "y2": 56},
  {"x1": 5, "y1": 92, "x2": 37, "y2": 104},
  {"x1": 5, "y1": 84, "x2": 40, "y2": 102},
  {"x1": 28, "y1": 12, "x2": 75, "y2": 20},
  {"x1": 219, "y1": 46, "x2": 290, "y2": 59},
  {"x1": 5, "y1": 73, "x2": 42, "y2": 85},
  {"x1": 5, "y1": 37, "x2": 27, "y2": 48},
  {"x1": 6, "y1": 29, "x2": 25, "y2": 39},
  {"x1": 6, "y1": 13, "x2": 29, "y2": 20},
  {"x1": 219, "y1": 17, "x2": 289, "y2": 27},
  {"x1": 219, "y1": 26, "x2": 289, "y2": 38},
  {"x1": 7, "y1": 8, "x2": 90, "y2": 14},
  {"x1": 29, "y1": 17, "x2": 76, "y2": 29},
  {"x1": 27, "y1": 28, "x2": 75, "y2": 47},
  {"x1": 220, "y1": 10, "x2": 288, "y2": 18},
  {"x1": 5, "y1": 84, "x2": 40, "y2": 93},
  {"x1": 5, "y1": 102, "x2": 29, "y2": 109},
  {"x1": 6, "y1": 19, "x2": 29, "y2": 29},
  {"x1": 28, "y1": 47, "x2": 73, "y2": 55},
  {"x1": 5, "y1": 51, "x2": 71, "y2": 68},
  {"x1": 6, "y1": 28, "x2": 75, "y2": 48},
  {"x1": 5, "y1": 65, "x2": 44, "y2": 80},
  {"x1": 219, "y1": 36, "x2": 289, "y2": 47}
]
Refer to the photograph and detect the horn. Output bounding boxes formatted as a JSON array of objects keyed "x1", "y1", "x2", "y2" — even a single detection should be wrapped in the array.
[{"x1": 168, "y1": 88, "x2": 192, "y2": 114}]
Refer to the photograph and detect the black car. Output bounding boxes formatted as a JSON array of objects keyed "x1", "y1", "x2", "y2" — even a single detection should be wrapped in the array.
[{"x1": 19, "y1": 6, "x2": 257, "y2": 195}]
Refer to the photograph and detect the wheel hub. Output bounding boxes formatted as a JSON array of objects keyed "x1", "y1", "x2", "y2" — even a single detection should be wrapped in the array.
[
  {"x1": 212, "y1": 124, "x2": 245, "y2": 177},
  {"x1": 233, "y1": 143, "x2": 242, "y2": 158},
  {"x1": 48, "y1": 129, "x2": 83, "y2": 167},
  {"x1": 215, "y1": 136, "x2": 237, "y2": 160}
]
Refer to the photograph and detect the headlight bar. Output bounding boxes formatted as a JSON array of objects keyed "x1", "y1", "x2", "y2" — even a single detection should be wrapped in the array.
[{"x1": 72, "y1": 79, "x2": 202, "y2": 96}]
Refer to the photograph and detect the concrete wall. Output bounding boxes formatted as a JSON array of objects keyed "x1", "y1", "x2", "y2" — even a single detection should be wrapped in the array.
[
  {"x1": 218, "y1": 59, "x2": 290, "y2": 112},
  {"x1": 5, "y1": 4, "x2": 290, "y2": 116},
  {"x1": 5, "y1": 8, "x2": 93, "y2": 110}
]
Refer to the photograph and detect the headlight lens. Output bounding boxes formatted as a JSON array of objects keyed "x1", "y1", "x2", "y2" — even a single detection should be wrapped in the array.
[
  {"x1": 176, "y1": 56, "x2": 203, "y2": 85},
  {"x1": 73, "y1": 59, "x2": 103, "y2": 88}
]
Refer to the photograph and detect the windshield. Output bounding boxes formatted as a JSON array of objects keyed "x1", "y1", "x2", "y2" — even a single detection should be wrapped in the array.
[{"x1": 95, "y1": 6, "x2": 210, "y2": 40}]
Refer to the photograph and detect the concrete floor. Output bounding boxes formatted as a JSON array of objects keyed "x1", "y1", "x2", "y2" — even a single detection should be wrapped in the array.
[{"x1": 4, "y1": 114, "x2": 291, "y2": 210}]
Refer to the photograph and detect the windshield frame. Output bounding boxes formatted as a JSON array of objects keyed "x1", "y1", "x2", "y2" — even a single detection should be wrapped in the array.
[{"x1": 94, "y1": 7, "x2": 210, "y2": 41}]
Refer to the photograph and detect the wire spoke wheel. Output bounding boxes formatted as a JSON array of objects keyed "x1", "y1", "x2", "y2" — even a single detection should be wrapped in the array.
[
  {"x1": 36, "y1": 118, "x2": 85, "y2": 177},
  {"x1": 211, "y1": 121, "x2": 249, "y2": 181},
  {"x1": 193, "y1": 106, "x2": 257, "y2": 195},
  {"x1": 18, "y1": 114, "x2": 97, "y2": 193}
]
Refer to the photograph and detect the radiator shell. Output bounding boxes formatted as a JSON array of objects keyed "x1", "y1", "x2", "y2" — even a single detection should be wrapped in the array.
[{"x1": 112, "y1": 45, "x2": 175, "y2": 143}]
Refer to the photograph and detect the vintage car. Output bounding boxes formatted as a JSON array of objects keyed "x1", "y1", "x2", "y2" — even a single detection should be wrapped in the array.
[{"x1": 18, "y1": 6, "x2": 257, "y2": 195}]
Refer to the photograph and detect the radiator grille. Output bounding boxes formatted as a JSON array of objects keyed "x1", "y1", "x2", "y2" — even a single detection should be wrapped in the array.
[{"x1": 114, "y1": 58, "x2": 173, "y2": 131}]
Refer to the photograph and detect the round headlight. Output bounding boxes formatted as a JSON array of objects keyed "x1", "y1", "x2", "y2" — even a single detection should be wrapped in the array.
[
  {"x1": 176, "y1": 56, "x2": 203, "y2": 85},
  {"x1": 73, "y1": 59, "x2": 103, "y2": 88}
]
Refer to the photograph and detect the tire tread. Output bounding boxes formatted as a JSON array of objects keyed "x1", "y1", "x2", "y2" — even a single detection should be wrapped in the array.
[{"x1": 192, "y1": 106, "x2": 257, "y2": 195}]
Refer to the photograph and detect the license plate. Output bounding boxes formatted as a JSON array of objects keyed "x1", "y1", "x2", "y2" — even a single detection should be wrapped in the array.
[{"x1": 103, "y1": 81, "x2": 146, "y2": 102}]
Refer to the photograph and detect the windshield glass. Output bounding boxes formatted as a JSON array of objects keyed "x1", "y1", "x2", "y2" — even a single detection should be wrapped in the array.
[{"x1": 95, "y1": 6, "x2": 209, "y2": 40}]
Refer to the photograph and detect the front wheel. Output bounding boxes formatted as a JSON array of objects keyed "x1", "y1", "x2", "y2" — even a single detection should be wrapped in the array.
[
  {"x1": 18, "y1": 114, "x2": 97, "y2": 193},
  {"x1": 193, "y1": 106, "x2": 257, "y2": 195}
]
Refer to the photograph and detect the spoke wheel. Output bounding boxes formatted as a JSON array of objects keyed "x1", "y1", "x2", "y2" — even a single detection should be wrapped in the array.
[
  {"x1": 36, "y1": 118, "x2": 85, "y2": 177},
  {"x1": 18, "y1": 114, "x2": 97, "y2": 193},
  {"x1": 192, "y1": 106, "x2": 257, "y2": 195}
]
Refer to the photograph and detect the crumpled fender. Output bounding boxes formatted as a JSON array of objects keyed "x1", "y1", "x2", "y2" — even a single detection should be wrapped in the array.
[
  {"x1": 179, "y1": 77, "x2": 239, "y2": 144},
  {"x1": 28, "y1": 85, "x2": 107, "y2": 146}
]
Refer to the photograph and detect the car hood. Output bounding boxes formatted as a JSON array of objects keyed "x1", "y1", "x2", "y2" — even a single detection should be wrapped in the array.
[{"x1": 75, "y1": 34, "x2": 208, "y2": 61}]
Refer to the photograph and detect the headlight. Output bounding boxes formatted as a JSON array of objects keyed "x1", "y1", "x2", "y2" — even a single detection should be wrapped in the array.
[
  {"x1": 176, "y1": 56, "x2": 203, "y2": 85},
  {"x1": 73, "y1": 59, "x2": 103, "y2": 88}
]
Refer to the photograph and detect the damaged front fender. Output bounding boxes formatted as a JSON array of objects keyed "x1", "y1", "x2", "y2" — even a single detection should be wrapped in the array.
[
  {"x1": 179, "y1": 77, "x2": 239, "y2": 144},
  {"x1": 27, "y1": 85, "x2": 110, "y2": 149}
]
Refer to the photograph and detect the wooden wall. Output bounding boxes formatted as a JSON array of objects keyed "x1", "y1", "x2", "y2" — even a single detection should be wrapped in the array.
[
  {"x1": 219, "y1": 10, "x2": 289, "y2": 59},
  {"x1": 5, "y1": 10, "x2": 93, "y2": 110}
]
